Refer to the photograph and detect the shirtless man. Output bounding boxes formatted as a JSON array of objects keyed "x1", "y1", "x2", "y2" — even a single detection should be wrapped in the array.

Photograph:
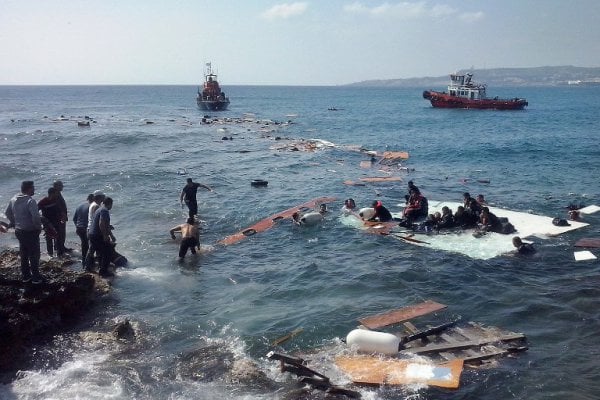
[{"x1": 170, "y1": 217, "x2": 200, "y2": 259}]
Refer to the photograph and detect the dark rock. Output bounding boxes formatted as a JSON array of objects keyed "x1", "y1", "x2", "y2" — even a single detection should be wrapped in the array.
[{"x1": 0, "y1": 249, "x2": 104, "y2": 382}]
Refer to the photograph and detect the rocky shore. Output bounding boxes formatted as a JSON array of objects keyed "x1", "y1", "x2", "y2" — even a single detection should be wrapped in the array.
[{"x1": 0, "y1": 249, "x2": 111, "y2": 383}]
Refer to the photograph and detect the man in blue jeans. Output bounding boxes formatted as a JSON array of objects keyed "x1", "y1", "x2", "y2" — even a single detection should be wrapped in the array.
[{"x1": 5, "y1": 181, "x2": 44, "y2": 284}]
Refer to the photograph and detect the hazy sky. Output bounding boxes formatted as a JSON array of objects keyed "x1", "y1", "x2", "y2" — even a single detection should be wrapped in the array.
[{"x1": 1, "y1": 0, "x2": 599, "y2": 85}]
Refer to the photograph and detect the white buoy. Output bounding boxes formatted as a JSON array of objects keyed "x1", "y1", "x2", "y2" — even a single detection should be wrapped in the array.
[
  {"x1": 358, "y1": 207, "x2": 375, "y2": 220},
  {"x1": 299, "y1": 212, "x2": 324, "y2": 226},
  {"x1": 346, "y1": 329, "x2": 401, "y2": 355}
]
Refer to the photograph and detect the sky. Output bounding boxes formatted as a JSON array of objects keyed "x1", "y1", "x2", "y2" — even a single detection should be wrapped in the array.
[{"x1": 1, "y1": 0, "x2": 599, "y2": 86}]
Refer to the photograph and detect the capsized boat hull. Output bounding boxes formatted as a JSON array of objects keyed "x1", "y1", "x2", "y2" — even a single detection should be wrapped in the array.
[{"x1": 423, "y1": 90, "x2": 528, "y2": 110}]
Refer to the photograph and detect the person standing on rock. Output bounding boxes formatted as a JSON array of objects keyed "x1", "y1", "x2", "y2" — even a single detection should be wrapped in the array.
[
  {"x1": 53, "y1": 180, "x2": 71, "y2": 255},
  {"x1": 88, "y1": 197, "x2": 115, "y2": 278},
  {"x1": 180, "y1": 178, "x2": 213, "y2": 219},
  {"x1": 84, "y1": 190, "x2": 105, "y2": 271},
  {"x1": 73, "y1": 193, "x2": 94, "y2": 265},
  {"x1": 5, "y1": 181, "x2": 44, "y2": 284}
]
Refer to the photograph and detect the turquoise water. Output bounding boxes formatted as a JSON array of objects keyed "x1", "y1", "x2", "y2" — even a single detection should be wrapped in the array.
[{"x1": 1, "y1": 85, "x2": 600, "y2": 399}]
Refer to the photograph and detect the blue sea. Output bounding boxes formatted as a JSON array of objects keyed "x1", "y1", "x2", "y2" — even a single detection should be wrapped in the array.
[{"x1": 1, "y1": 84, "x2": 599, "y2": 399}]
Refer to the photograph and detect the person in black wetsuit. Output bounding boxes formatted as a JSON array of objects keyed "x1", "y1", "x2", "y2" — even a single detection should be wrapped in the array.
[
  {"x1": 369, "y1": 200, "x2": 393, "y2": 222},
  {"x1": 180, "y1": 178, "x2": 213, "y2": 219}
]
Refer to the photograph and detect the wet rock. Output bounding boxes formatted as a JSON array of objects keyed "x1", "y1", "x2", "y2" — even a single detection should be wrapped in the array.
[
  {"x1": 174, "y1": 343, "x2": 235, "y2": 382},
  {"x1": 0, "y1": 249, "x2": 105, "y2": 382},
  {"x1": 113, "y1": 319, "x2": 135, "y2": 340}
]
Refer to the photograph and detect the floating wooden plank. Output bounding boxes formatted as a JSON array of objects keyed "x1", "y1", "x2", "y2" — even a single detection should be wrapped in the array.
[
  {"x1": 217, "y1": 197, "x2": 337, "y2": 245},
  {"x1": 335, "y1": 356, "x2": 463, "y2": 389},
  {"x1": 381, "y1": 151, "x2": 409, "y2": 160},
  {"x1": 343, "y1": 180, "x2": 366, "y2": 186},
  {"x1": 574, "y1": 238, "x2": 600, "y2": 248},
  {"x1": 401, "y1": 333, "x2": 525, "y2": 355},
  {"x1": 359, "y1": 176, "x2": 403, "y2": 183},
  {"x1": 358, "y1": 300, "x2": 447, "y2": 329},
  {"x1": 271, "y1": 328, "x2": 303, "y2": 346}
]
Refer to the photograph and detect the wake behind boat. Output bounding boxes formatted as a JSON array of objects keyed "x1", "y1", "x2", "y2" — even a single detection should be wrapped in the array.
[
  {"x1": 423, "y1": 73, "x2": 528, "y2": 110},
  {"x1": 196, "y1": 62, "x2": 230, "y2": 111}
]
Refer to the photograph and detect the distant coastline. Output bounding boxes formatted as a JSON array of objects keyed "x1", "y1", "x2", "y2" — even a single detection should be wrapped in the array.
[{"x1": 345, "y1": 65, "x2": 600, "y2": 87}]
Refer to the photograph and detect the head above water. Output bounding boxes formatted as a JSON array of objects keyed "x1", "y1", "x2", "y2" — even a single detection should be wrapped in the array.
[
  {"x1": 512, "y1": 236, "x2": 523, "y2": 247},
  {"x1": 344, "y1": 198, "x2": 356, "y2": 208},
  {"x1": 187, "y1": 217, "x2": 195, "y2": 225}
]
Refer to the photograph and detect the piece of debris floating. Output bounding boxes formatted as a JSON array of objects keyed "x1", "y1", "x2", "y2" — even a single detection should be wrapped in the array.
[{"x1": 266, "y1": 352, "x2": 361, "y2": 398}]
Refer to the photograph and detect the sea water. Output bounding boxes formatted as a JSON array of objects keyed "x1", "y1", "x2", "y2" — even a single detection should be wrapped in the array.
[{"x1": 0, "y1": 84, "x2": 599, "y2": 399}]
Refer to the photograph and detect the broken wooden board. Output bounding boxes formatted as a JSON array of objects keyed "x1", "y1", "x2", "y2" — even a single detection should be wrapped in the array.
[
  {"x1": 399, "y1": 321, "x2": 527, "y2": 365},
  {"x1": 359, "y1": 300, "x2": 447, "y2": 329},
  {"x1": 381, "y1": 151, "x2": 410, "y2": 160},
  {"x1": 359, "y1": 176, "x2": 403, "y2": 183},
  {"x1": 574, "y1": 238, "x2": 600, "y2": 248},
  {"x1": 217, "y1": 196, "x2": 337, "y2": 245},
  {"x1": 272, "y1": 328, "x2": 304, "y2": 346},
  {"x1": 335, "y1": 356, "x2": 463, "y2": 389}
]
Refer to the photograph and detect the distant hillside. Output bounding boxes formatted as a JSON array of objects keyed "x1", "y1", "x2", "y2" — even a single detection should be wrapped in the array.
[{"x1": 345, "y1": 66, "x2": 600, "y2": 87}]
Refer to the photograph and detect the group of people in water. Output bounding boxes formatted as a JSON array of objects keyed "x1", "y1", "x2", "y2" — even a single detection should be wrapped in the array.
[
  {"x1": 4, "y1": 176, "x2": 536, "y2": 284},
  {"x1": 338, "y1": 180, "x2": 532, "y2": 254}
]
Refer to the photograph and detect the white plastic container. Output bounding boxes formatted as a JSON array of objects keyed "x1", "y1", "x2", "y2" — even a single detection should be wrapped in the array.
[{"x1": 346, "y1": 329, "x2": 401, "y2": 355}]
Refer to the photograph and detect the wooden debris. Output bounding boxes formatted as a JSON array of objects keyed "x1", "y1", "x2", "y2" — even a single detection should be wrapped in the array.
[
  {"x1": 574, "y1": 238, "x2": 600, "y2": 248},
  {"x1": 399, "y1": 322, "x2": 527, "y2": 365},
  {"x1": 266, "y1": 351, "x2": 361, "y2": 398},
  {"x1": 358, "y1": 176, "x2": 403, "y2": 183},
  {"x1": 359, "y1": 300, "x2": 447, "y2": 329},
  {"x1": 271, "y1": 327, "x2": 304, "y2": 346},
  {"x1": 335, "y1": 356, "x2": 463, "y2": 389}
]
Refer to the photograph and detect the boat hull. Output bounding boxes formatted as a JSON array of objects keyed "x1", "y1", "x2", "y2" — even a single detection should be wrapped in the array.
[
  {"x1": 197, "y1": 98, "x2": 230, "y2": 111},
  {"x1": 423, "y1": 90, "x2": 528, "y2": 110}
]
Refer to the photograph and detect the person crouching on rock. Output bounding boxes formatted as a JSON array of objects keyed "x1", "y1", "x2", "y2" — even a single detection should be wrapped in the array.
[{"x1": 170, "y1": 217, "x2": 200, "y2": 260}]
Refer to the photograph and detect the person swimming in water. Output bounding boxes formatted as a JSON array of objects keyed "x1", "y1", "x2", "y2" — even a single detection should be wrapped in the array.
[{"x1": 369, "y1": 200, "x2": 393, "y2": 222}]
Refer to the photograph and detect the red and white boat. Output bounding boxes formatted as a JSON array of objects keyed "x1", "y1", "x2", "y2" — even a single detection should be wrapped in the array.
[
  {"x1": 423, "y1": 73, "x2": 528, "y2": 110},
  {"x1": 197, "y1": 62, "x2": 230, "y2": 111}
]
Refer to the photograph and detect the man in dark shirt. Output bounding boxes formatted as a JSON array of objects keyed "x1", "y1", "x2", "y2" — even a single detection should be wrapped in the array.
[
  {"x1": 88, "y1": 197, "x2": 114, "y2": 277},
  {"x1": 369, "y1": 200, "x2": 393, "y2": 222},
  {"x1": 38, "y1": 187, "x2": 62, "y2": 257},
  {"x1": 53, "y1": 180, "x2": 71, "y2": 254},
  {"x1": 179, "y1": 178, "x2": 213, "y2": 219}
]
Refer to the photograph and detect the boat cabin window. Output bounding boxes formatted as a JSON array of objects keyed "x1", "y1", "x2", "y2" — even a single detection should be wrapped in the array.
[{"x1": 449, "y1": 90, "x2": 456, "y2": 96}]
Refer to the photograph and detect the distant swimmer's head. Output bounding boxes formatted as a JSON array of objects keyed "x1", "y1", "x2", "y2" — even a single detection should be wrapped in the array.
[
  {"x1": 512, "y1": 236, "x2": 523, "y2": 247},
  {"x1": 463, "y1": 192, "x2": 471, "y2": 199},
  {"x1": 345, "y1": 198, "x2": 356, "y2": 209}
]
